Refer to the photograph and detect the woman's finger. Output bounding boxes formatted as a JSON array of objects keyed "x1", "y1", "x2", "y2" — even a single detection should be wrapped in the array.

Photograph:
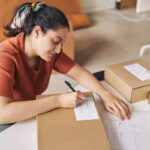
[
  {"x1": 76, "y1": 99, "x2": 83, "y2": 105},
  {"x1": 119, "y1": 101, "x2": 131, "y2": 118},
  {"x1": 106, "y1": 107, "x2": 119, "y2": 117},
  {"x1": 112, "y1": 104, "x2": 125, "y2": 120},
  {"x1": 106, "y1": 105, "x2": 124, "y2": 120},
  {"x1": 77, "y1": 92, "x2": 86, "y2": 99},
  {"x1": 76, "y1": 94, "x2": 86, "y2": 103},
  {"x1": 115, "y1": 102, "x2": 128, "y2": 120}
]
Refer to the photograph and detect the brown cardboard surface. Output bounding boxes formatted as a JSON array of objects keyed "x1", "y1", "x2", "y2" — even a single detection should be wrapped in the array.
[
  {"x1": 121, "y1": 0, "x2": 137, "y2": 9},
  {"x1": 37, "y1": 93, "x2": 110, "y2": 150},
  {"x1": 148, "y1": 92, "x2": 150, "y2": 104},
  {"x1": 105, "y1": 59, "x2": 150, "y2": 103}
]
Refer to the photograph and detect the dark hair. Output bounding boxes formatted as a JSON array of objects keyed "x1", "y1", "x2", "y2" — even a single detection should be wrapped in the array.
[{"x1": 4, "y1": 2, "x2": 69, "y2": 37}]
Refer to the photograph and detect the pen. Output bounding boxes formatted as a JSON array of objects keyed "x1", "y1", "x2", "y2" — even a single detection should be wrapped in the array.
[{"x1": 64, "y1": 80, "x2": 76, "y2": 92}]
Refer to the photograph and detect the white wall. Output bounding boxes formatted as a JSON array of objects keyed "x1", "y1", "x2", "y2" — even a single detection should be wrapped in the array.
[
  {"x1": 136, "y1": 0, "x2": 150, "y2": 13},
  {"x1": 81, "y1": 0, "x2": 115, "y2": 13}
]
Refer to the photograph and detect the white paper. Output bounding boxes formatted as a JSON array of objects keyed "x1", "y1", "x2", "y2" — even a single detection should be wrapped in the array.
[
  {"x1": 74, "y1": 96, "x2": 99, "y2": 121},
  {"x1": 101, "y1": 111, "x2": 150, "y2": 150},
  {"x1": 131, "y1": 100, "x2": 150, "y2": 112},
  {"x1": 124, "y1": 63, "x2": 150, "y2": 81}
]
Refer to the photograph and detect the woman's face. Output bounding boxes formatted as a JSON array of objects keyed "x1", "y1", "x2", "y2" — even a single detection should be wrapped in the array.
[{"x1": 34, "y1": 27, "x2": 68, "y2": 62}]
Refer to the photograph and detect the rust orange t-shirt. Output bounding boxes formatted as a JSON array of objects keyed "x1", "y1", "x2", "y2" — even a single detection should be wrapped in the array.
[{"x1": 0, "y1": 33, "x2": 75, "y2": 101}]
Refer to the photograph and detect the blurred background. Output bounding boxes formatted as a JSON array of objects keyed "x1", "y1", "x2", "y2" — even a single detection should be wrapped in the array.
[{"x1": 0, "y1": 0, "x2": 150, "y2": 93}]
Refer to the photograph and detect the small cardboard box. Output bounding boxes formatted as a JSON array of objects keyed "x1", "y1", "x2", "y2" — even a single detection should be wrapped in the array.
[
  {"x1": 37, "y1": 93, "x2": 110, "y2": 150},
  {"x1": 121, "y1": 0, "x2": 137, "y2": 9},
  {"x1": 105, "y1": 59, "x2": 150, "y2": 103}
]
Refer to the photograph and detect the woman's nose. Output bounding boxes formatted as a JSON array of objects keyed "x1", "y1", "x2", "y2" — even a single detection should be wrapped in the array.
[{"x1": 55, "y1": 44, "x2": 62, "y2": 53}]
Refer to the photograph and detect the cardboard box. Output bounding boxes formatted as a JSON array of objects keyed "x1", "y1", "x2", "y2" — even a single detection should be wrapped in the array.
[
  {"x1": 105, "y1": 59, "x2": 150, "y2": 103},
  {"x1": 116, "y1": 0, "x2": 137, "y2": 9},
  {"x1": 37, "y1": 93, "x2": 110, "y2": 150},
  {"x1": 121, "y1": 0, "x2": 137, "y2": 9}
]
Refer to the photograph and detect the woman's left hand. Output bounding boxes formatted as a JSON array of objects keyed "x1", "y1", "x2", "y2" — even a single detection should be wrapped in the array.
[{"x1": 102, "y1": 93, "x2": 131, "y2": 120}]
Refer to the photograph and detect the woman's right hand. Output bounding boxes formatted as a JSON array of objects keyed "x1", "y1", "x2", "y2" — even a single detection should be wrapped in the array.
[{"x1": 57, "y1": 92, "x2": 86, "y2": 108}]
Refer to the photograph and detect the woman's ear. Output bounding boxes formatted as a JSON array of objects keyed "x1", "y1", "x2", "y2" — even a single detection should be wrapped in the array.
[{"x1": 33, "y1": 26, "x2": 43, "y2": 38}]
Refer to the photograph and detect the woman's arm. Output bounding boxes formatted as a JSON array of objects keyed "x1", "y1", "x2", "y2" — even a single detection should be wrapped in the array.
[
  {"x1": 66, "y1": 64, "x2": 131, "y2": 120},
  {"x1": 0, "y1": 92, "x2": 86, "y2": 124}
]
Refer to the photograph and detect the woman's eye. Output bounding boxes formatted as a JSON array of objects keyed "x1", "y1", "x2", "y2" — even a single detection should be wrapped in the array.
[{"x1": 53, "y1": 41, "x2": 60, "y2": 45}]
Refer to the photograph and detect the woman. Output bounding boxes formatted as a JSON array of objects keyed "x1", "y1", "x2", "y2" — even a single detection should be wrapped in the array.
[{"x1": 0, "y1": 2, "x2": 130, "y2": 125}]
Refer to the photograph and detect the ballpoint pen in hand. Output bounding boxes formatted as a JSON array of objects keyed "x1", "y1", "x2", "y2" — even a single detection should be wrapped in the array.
[{"x1": 64, "y1": 80, "x2": 76, "y2": 92}]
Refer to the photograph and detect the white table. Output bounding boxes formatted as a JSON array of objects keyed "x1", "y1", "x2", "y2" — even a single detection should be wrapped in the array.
[
  {"x1": 0, "y1": 118, "x2": 37, "y2": 150},
  {"x1": 0, "y1": 81, "x2": 150, "y2": 150}
]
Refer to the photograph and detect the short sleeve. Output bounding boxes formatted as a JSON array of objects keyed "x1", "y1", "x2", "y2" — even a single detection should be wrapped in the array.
[
  {"x1": 0, "y1": 56, "x2": 15, "y2": 99},
  {"x1": 53, "y1": 52, "x2": 76, "y2": 74}
]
